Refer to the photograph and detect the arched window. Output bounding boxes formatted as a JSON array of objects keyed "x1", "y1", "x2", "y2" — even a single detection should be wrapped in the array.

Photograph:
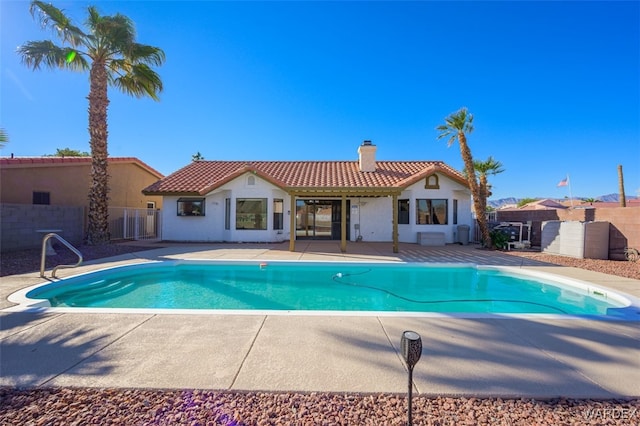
[{"x1": 425, "y1": 174, "x2": 440, "y2": 189}]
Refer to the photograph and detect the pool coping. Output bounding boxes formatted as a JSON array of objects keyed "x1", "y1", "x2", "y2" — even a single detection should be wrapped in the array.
[
  {"x1": 6, "y1": 259, "x2": 640, "y2": 321},
  {"x1": 1, "y1": 242, "x2": 639, "y2": 398}
]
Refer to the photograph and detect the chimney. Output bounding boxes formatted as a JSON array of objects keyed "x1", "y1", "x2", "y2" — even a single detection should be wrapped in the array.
[{"x1": 358, "y1": 140, "x2": 377, "y2": 172}]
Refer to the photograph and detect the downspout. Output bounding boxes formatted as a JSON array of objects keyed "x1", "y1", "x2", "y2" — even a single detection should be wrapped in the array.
[
  {"x1": 392, "y1": 193, "x2": 399, "y2": 253},
  {"x1": 289, "y1": 193, "x2": 296, "y2": 251},
  {"x1": 341, "y1": 195, "x2": 347, "y2": 253}
]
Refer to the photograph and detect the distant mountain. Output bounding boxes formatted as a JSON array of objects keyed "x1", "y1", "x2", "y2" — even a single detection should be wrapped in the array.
[
  {"x1": 487, "y1": 197, "x2": 519, "y2": 209},
  {"x1": 597, "y1": 193, "x2": 636, "y2": 203},
  {"x1": 488, "y1": 194, "x2": 638, "y2": 209}
]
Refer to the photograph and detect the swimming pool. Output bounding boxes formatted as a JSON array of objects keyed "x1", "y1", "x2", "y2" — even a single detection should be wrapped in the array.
[{"x1": 12, "y1": 260, "x2": 638, "y2": 318}]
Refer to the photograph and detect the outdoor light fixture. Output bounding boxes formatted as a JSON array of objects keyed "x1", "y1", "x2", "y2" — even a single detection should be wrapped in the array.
[{"x1": 401, "y1": 330, "x2": 422, "y2": 426}]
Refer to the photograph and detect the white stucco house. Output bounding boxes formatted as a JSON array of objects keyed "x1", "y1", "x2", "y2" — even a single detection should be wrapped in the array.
[{"x1": 143, "y1": 141, "x2": 472, "y2": 252}]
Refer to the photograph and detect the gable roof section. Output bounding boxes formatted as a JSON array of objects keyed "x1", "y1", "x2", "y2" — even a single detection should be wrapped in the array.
[
  {"x1": 0, "y1": 156, "x2": 164, "y2": 179},
  {"x1": 142, "y1": 160, "x2": 468, "y2": 196}
]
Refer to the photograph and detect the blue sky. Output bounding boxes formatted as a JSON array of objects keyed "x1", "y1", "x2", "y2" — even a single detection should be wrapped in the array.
[{"x1": 1, "y1": 1, "x2": 638, "y2": 201}]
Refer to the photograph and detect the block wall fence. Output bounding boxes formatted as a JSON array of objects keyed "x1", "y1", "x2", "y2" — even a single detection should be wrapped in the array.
[
  {"x1": 1, "y1": 204, "x2": 84, "y2": 252},
  {"x1": 496, "y1": 207, "x2": 640, "y2": 260}
]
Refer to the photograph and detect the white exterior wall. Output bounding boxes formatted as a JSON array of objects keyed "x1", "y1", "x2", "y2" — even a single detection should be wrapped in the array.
[
  {"x1": 404, "y1": 177, "x2": 471, "y2": 244},
  {"x1": 161, "y1": 172, "x2": 471, "y2": 244},
  {"x1": 348, "y1": 174, "x2": 472, "y2": 243},
  {"x1": 351, "y1": 197, "x2": 393, "y2": 241},
  {"x1": 161, "y1": 173, "x2": 290, "y2": 242}
]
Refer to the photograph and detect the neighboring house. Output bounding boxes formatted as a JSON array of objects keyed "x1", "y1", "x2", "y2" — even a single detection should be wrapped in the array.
[
  {"x1": 143, "y1": 141, "x2": 472, "y2": 252},
  {"x1": 1, "y1": 156, "x2": 164, "y2": 209},
  {"x1": 516, "y1": 199, "x2": 568, "y2": 210},
  {"x1": 1, "y1": 156, "x2": 164, "y2": 250},
  {"x1": 570, "y1": 199, "x2": 640, "y2": 208}
]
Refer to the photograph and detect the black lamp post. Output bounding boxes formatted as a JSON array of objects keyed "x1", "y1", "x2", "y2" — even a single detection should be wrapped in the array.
[{"x1": 401, "y1": 330, "x2": 422, "y2": 426}]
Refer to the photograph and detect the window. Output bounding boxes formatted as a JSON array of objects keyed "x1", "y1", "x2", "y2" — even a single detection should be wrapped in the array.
[
  {"x1": 416, "y1": 199, "x2": 448, "y2": 225},
  {"x1": 225, "y1": 198, "x2": 231, "y2": 230},
  {"x1": 273, "y1": 198, "x2": 284, "y2": 230},
  {"x1": 177, "y1": 198, "x2": 205, "y2": 216},
  {"x1": 424, "y1": 174, "x2": 440, "y2": 189},
  {"x1": 398, "y1": 199, "x2": 410, "y2": 224},
  {"x1": 236, "y1": 198, "x2": 267, "y2": 230},
  {"x1": 33, "y1": 191, "x2": 50, "y2": 205}
]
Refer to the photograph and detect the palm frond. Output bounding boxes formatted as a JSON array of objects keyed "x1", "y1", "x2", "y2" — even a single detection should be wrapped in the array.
[
  {"x1": 29, "y1": 1, "x2": 86, "y2": 47},
  {"x1": 17, "y1": 41, "x2": 87, "y2": 71},
  {"x1": 87, "y1": 8, "x2": 136, "y2": 55},
  {"x1": 126, "y1": 43, "x2": 166, "y2": 66},
  {"x1": 435, "y1": 124, "x2": 456, "y2": 146},
  {"x1": 112, "y1": 63, "x2": 163, "y2": 100},
  {"x1": 436, "y1": 107, "x2": 475, "y2": 147},
  {"x1": 0, "y1": 128, "x2": 8, "y2": 146}
]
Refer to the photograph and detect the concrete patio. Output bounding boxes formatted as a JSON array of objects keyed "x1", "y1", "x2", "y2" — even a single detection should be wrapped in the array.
[{"x1": 1, "y1": 242, "x2": 639, "y2": 398}]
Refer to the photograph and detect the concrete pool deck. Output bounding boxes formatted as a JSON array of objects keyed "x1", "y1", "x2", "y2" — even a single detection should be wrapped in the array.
[{"x1": 1, "y1": 242, "x2": 639, "y2": 398}]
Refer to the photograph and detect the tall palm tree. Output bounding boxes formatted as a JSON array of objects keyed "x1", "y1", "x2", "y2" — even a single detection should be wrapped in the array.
[
  {"x1": 473, "y1": 156, "x2": 505, "y2": 217},
  {"x1": 18, "y1": 1, "x2": 165, "y2": 244},
  {"x1": 436, "y1": 107, "x2": 492, "y2": 247},
  {"x1": 618, "y1": 165, "x2": 626, "y2": 207}
]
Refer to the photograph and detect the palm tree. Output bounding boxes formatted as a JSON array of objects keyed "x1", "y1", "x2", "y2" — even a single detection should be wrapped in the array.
[
  {"x1": 618, "y1": 165, "x2": 626, "y2": 207},
  {"x1": 46, "y1": 147, "x2": 91, "y2": 157},
  {"x1": 18, "y1": 1, "x2": 165, "y2": 245},
  {"x1": 473, "y1": 156, "x2": 505, "y2": 217},
  {"x1": 582, "y1": 197, "x2": 599, "y2": 205},
  {"x1": 517, "y1": 197, "x2": 539, "y2": 208},
  {"x1": 0, "y1": 128, "x2": 8, "y2": 148},
  {"x1": 436, "y1": 107, "x2": 492, "y2": 247}
]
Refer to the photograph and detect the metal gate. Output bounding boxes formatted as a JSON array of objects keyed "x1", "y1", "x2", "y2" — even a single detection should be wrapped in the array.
[{"x1": 109, "y1": 207, "x2": 162, "y2": 241}]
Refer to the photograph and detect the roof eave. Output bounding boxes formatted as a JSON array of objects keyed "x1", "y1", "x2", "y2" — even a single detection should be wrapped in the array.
[
  {"x1": 398, "y1": 164, "x2": 469, "y2": 189},
  {"x1": 287, "y1": 186, "x2": 403, "y2": 196}
]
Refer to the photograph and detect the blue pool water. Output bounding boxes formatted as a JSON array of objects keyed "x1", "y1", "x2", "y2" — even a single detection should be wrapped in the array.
[{"x1": 23, "y1": 261, "x2": 633, "y2": 316}]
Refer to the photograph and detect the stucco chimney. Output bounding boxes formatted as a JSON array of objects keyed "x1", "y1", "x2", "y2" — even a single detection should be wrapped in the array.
[{"x1": 358, "y1": 140, "x2": 377, "y2": 172}]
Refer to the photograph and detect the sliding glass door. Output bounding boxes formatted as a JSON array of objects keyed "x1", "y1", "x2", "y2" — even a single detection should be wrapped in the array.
[{"x1": 295, "y1": 199, "x2": 350, "y2": 240}]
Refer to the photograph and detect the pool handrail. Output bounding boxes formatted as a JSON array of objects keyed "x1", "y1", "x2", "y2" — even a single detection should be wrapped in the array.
[{"x1": 40, "y1": 233, "x2": 83, "y2": 278}]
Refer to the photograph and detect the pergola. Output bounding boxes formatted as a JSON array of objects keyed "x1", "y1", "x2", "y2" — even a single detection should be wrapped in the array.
[{"x1": 287, "y1": 186, "x2": 403, "y2": 253}]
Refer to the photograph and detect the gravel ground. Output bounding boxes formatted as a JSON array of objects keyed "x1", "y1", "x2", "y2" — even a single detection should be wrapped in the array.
[
  {"x1": 1, "y1": 243, "x2": 638, "y2": 425},
  {"x1": 0, "y1": 243, "x2": 157, "y2": 277},
  {"x1": 0, "y1": 388, "x2": 638, "y2": 426},
  {"x1": 501, "y1": 250, "x2": 640, "y2": 281}
]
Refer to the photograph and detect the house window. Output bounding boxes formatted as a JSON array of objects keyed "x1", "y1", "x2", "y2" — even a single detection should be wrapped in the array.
[
  {"x1": 273, "y1": 198, "x2": 284, "y2": 230},
  {"x1": 177, "y1": 198, "x2": 205, "y2": 216},
  {"x1": 33, "y1": 191, "x2": 50, "y2": 205},
  {"x1": 453, "y1": 199, "x2": 458, "y2": 225},
  {"x1": 236, "y1": 198, "x2": 267, "y2": 230},
  {"x1": 398, "y1": 199, "x2": 410, "y2": 224},
  {"x1": 416, "y1": 199, "x2": 448, "y2": 225},
  {"x1": 247, "y1": 175, "x2": 256, "y2": 186},
  {"x1": 225, "y1": 198, "x2": 231, "y2": 230}
]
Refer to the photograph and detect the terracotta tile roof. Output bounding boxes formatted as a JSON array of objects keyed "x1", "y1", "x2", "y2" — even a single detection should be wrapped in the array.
[
  {"x1": 0, "y1": 156, "x2": 164, "y2": 179},
  {"x1": 142, "y1": 160, "x2": 467, "y2": 195}
]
